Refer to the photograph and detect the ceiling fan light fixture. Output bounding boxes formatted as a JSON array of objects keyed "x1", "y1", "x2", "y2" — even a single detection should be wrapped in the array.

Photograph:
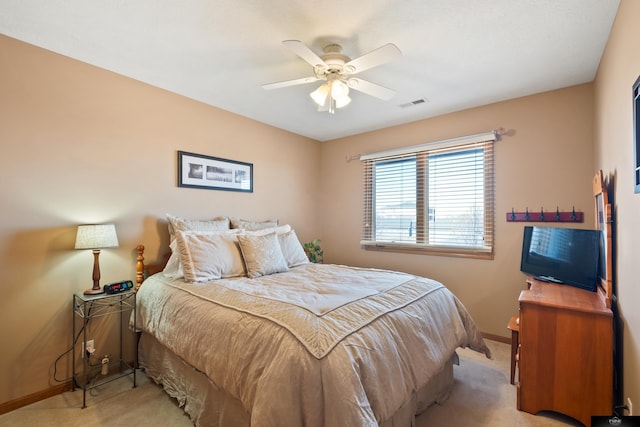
[
  {"x1": 335, "y1": 95, "x2": 351, "y2": 109},
  {"x1": 331, "y1": 80, "x2": 349, "y2": 100},
  {"x1": 310, "y1": 83, "x2": 330, "y2": 106},
  {"x1": 310, "y1": 80, "x2": 351, "y2": 112}
]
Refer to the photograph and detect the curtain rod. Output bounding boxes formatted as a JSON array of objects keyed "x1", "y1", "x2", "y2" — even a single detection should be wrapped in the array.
[{"x1": 356, "y1": 128, "x2": 505, "y2": 162}]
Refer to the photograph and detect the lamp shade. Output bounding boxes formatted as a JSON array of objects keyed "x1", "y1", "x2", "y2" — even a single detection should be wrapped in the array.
[
  {"x1": 334, "y1": 95, "x2": 351, "y2": 109},
  {"x1": 310, "y1": 80, "x2": 351, "y2": 112},
  {"x1": 330, "y1": 80, "x2": 349, "y2": 100},
  {"x1": 310, "y1": 83, "x2": 330, "y2": 106},
  {"x1": 75, "y1": 224, "x2": 119, "y2": 250}
]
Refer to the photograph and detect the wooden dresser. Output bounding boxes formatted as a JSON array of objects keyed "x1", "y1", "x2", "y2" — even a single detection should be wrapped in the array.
[{"x1": 517, "y1": 277, "x2": 613, "y2": 427}]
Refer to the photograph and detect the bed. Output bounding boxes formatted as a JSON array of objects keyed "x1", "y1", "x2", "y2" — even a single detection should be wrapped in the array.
[{"x1": 134, "y1": 216, "x2": 491, "y2": 427}]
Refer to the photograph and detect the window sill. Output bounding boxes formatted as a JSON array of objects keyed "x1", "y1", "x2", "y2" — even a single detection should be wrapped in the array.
[{"x1": 361, "y1": 243, "x2": 494, "y2": 260}]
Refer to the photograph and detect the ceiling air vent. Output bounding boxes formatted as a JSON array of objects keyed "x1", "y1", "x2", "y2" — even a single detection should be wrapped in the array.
[{"x1": 399, "y1": 98, "x2": 429, "y2": 108}]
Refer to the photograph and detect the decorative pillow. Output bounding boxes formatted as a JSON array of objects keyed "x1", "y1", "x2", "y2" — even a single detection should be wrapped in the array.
[
  {"x1": 167, "y1": 214, "x2": 230, "y2": 242},
  {"x1": 230, "y1": 218, "x2": 278, "y2": 231},
  {"x1": 174, "y1": 230, "x2": 245, "y2": 282},
  {"x1": 278, "y1": 229, "x2": 310, "y2": 268},
  {"x1": 237, "y1": 232, "x2": 288, "y2": 278}
]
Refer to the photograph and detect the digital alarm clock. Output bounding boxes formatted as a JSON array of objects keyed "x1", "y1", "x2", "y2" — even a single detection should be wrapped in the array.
[{"x1": 103, "y1": 280, "x2": 134, "y2": 294}]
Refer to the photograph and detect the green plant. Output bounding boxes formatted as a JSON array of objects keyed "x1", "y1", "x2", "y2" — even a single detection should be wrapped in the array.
[{"x1": 303, "y1": 239, "x2": 324, "y2": 263}]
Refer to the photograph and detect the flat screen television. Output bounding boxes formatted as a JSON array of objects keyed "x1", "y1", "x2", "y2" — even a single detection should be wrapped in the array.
[{"x1": 520, "y1": 226, "x2": 601, "y2": 292}]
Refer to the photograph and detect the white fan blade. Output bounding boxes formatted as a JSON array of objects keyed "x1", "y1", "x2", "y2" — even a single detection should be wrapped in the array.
[
  {"x1": 343, "y1": 43, "x2": 401, "y2": 74},
  {"x1": 262, "y1": 76, "x2": 320, "y2": 90},
  {"x1": 347, "y1": 78, "x2": 396, "y2": 101},
  {"x1": 282, "y1": 40, "x2": 327, "y2": 69}
]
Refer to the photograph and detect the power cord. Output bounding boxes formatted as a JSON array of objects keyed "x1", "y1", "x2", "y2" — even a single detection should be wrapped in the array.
[
  {"x1": 52, "y1": 324, "x2": 85, "y2": 382},
  {"x1": 87, "y1": 355, "x2": 111, "y2": 397},
  {"x1": 614, "y1": 404, "x2": 630, "y2": 417},
  {"x1": 52, "y1": 301, "x2": 94, "y2": 383}
]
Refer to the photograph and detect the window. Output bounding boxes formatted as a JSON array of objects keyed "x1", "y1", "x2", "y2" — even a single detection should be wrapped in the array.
[{"x1": 361, "y1": 132, "x2": 495, "y2": 259}]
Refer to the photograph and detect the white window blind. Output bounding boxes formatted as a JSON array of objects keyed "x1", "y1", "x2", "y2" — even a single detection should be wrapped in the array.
[{"x1": 361, "y1": 133, "x2": 495, "y2": 258}]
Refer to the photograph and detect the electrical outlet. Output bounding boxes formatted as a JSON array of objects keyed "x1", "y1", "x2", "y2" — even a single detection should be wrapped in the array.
[
  {"x1": 81, "y1": 340, "x2": 94, "y2": 358},
  {"x1": 628, "y1": 397, "x2": 633, "y2": 416}
]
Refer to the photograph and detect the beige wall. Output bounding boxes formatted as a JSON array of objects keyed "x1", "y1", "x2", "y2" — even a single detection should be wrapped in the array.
[
  {"x1": 593, "y1": 0, "x2": 640, "y2": 412},
  {"x1": 0, "y1": 35, "x2": 320, "y2": 404},
  {"x1": 320, "y1": 83, "x2": 595, "y2": 339}
]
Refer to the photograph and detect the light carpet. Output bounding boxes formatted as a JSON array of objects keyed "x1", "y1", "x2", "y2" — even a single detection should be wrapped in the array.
[
  {"x1": 416, "y1": 340, "x2": 581, "y2": 426},
  {"x1": 0, "y1": 340, "x2": 581, "y2": 426}
]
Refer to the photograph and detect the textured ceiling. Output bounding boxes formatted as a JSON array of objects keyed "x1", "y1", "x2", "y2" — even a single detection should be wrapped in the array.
[{"x1": 0, "y1": 0, "x2": 620, "y2": 141}]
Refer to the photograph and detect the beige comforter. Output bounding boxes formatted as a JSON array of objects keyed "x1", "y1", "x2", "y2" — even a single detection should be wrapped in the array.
[{"x1": 135, "y1": 263, "x2": 490, "y2": 427}]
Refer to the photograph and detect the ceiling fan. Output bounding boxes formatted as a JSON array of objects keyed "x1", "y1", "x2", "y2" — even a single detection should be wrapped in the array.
[{"x1": 262, "y1": 40, "x2": 402, "y2": 114}]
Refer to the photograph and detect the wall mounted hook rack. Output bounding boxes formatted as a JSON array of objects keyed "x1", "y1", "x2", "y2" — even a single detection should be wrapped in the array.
[{"x1": 506, "y1": 207, "x2": 583, "y2": 223}]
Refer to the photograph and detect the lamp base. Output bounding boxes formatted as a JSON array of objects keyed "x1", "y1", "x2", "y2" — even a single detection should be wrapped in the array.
[{"x1": 84, "y1": 250, "x2": 104, "y2": 295}]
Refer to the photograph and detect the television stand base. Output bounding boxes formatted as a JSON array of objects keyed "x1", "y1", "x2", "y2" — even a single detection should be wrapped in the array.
[{"x1": 533, "y1": 275, "x2": 563, "y2": 284}]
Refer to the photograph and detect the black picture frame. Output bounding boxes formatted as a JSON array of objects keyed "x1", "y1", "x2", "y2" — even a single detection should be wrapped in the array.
[
  {"x1": 633, "y1": 74, "x2": 640, "y2": 193},
  {"x1": 178, "y1": 151, "x2": 253, "y2": 193}
]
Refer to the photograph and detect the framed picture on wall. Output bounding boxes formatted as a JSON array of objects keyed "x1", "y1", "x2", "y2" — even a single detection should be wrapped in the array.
[
  {"x1": 178, "y1": 151, "x2": 253, "y2": 192},
  {"x1": 634, "y1": 74, "x2": 640, "y2": 193}
]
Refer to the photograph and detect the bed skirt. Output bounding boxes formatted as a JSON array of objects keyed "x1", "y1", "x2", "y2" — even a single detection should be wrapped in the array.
[{"x1": 139, "y1": 332, "x2": 455, "y2": 427}]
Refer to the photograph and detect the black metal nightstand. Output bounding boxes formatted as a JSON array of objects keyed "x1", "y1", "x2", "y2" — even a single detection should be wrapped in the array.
[{"x1": 72, "y1": 290, "x2": 136, "y2": 408}]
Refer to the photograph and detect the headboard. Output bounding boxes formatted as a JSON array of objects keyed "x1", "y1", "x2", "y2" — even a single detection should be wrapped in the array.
[{"x1": 593, "y1": 170, "x2": 613, "y2": 308}]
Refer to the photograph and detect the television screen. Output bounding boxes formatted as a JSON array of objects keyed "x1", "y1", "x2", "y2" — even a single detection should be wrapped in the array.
[{"x1": 520, "y1": 226, "x2": 600, "y2": 292}]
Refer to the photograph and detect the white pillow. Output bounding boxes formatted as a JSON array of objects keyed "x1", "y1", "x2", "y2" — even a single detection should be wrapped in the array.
[
  {"x1": 245, "y1": 224, "x2": 291, "y2": 236},
  {"x1": 230, "y1": 218, "x2": 278, "y2": 231},
  {"x1": 174, "y1": 230, "x2": 245, "y2": 282},
  {"x1": 162, "y1": 240, "x2": 184, "y2": 279},
  {"x1": 278, "y1": 229, "x2": 310, "y2": 267},
  {"x1": 167, "y1": 214, "x2": 230, "y2": 242},
  {"x1": 237, "y1": 232, "x2": 288, "y2": 278}
]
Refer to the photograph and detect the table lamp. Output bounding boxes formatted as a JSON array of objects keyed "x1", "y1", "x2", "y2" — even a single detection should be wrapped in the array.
[{"x1": 75, "y1": 224, "x2": 119, "y2": 295}]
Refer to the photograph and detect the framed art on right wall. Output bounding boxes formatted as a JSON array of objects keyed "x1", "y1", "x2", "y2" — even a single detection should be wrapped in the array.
[{"x1": 634, "y1": 74, "x2": 640, "y2": 193}]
